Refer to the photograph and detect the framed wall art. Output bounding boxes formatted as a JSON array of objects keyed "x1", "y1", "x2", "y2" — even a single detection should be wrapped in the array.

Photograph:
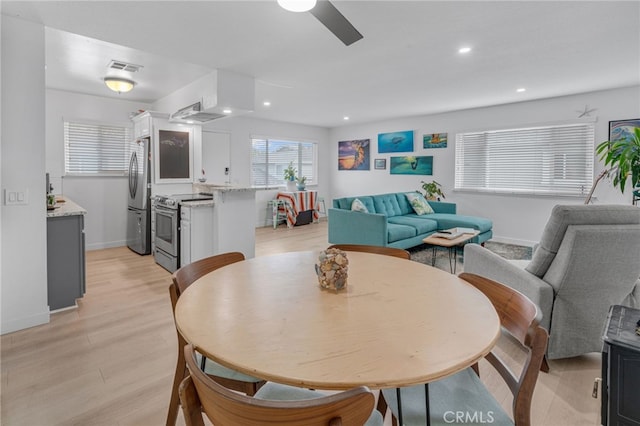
[
  {"x1": 338, "y1": 139, "x2": 370, "y2": 171},
  {"x1": 390, "y1": 156, "x2": 433, "y2": 175},
  {"x1": 609, "y1": 118, "x2": 640, "y2": 142},
  {"x1": 423, "y1": 133, "x2": 447, "y2": 149},
  {"x1": 374, "y1": 158, "x2": 386, "y2": 170},
  {"x1": 378, "y1": 130, "x2": 414, "y2": 153}
]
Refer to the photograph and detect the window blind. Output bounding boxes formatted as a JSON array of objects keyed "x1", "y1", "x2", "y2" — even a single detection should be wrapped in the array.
[
  {"x1": 251, "y1": 138, "x2": 317, "y2": 187},
  {"x1": 64, "y1": 121, "x2": 132, "y2": 175},
  {"x1": 455, "y1": 122, "x2": 595, "y2": 196}
]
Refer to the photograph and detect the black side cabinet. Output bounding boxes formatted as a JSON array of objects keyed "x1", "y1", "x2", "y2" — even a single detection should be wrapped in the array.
[
  {"x1": 602, "y1": 305, "x2": 640, "y2": 426},
  {"x1": 47, "y1": 214, "x2": 86, "y2": 310}
]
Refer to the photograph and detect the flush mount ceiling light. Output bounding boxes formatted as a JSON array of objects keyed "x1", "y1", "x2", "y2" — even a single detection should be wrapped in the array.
[
  {"x1": 277, "y1": 0, "x2": 317, "y2": 12},
  {"x1": 104, "y1": 77, "x2": 136, "y2": 94}
]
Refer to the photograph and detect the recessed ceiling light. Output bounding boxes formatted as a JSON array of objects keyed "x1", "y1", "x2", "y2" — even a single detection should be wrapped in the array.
[
  {"x1": 458, "y1": 47, "x2": 472, "y2": 54},
  {"x1": 343, "y1": 116, "x2": 350, "y2": 121},
  {"x1": 263, "y1": 101, "x2": 271, "y2": 107},
  {"x1": 223, "y1": 109, "x2": 232, "y2": 114},
  {"x1": 517, "y1": 88, "x2": 526, "y2": 93}
]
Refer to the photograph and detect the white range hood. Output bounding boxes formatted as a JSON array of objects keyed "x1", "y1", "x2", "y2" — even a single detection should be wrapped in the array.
[{"x1": 161, "y1": 70, "x2": 255, "y2": 123}]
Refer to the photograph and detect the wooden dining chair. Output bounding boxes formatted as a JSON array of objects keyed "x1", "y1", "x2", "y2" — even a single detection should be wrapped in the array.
[
  {"x1": 327, "y1": 244, "x2": 411, "y2": 260},
  {"x1": 378, "y1": 273, "x2": 549, "y2": 426},
  {"x1": 179, "y1": 343, "x2": 384, "y2": 426},
  {"x1": 166, "y1": 252, "x2": 266, "y2": 426}
]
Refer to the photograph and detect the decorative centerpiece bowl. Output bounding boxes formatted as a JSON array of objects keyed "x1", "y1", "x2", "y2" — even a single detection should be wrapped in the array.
[{"x1": 315, "y1": 248, "x2": 349, "y2": 291}]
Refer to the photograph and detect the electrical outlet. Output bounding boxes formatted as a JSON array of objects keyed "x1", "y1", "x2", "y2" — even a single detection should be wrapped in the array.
[{"x1": 4, "y1": 189, "x2": 29, "y2": 205}]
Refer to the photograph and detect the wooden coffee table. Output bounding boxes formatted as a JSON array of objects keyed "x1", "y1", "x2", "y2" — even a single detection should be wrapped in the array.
[{"x1": 422, "y1": 230, "x2": 479, "y2": 273}]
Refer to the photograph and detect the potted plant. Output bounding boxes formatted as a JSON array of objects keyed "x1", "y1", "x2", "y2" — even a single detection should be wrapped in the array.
[
  {"x1": 420, "y1": 180, "x2": 445, "y2": 200},
  {"x1": 596, "y1": 127, "x2": 640, "y2": 198},
  {"x1": 284, "y1": 161, "x2": 297, "y2": 191},
  {"x1": 296, "y1": 175, "x2": 307, "y2": 191}
]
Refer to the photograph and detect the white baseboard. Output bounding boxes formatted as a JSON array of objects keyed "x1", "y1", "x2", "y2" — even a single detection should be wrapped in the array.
[
  {"x1": 489, "y1": 235, "x2": 537, "y2": 248},
  {"x1": 85, "y1": 240, "x2": 127, "y2": 250}
]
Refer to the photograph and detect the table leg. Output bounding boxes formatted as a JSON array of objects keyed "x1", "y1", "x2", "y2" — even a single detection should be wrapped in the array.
[
  {"x1": 396, "y1": 388, "x2": 403, "y2": 426},
  {"x1": 425, "y1": 383, "x2": 431, "y2": 426},
  {"x1": 448, "y1": 247, "x2": 455, "y2": 274},
  {"x1": 431, "y1": 246, "x2": 437, "y2": 267}
]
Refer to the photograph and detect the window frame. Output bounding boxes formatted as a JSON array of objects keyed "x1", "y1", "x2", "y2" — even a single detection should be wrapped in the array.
[
  {"x1": 251, "y1": 136, "x2": 318, "y2": 188},
  {"x1": 64, "y1": 119, "x2": 133, "y2": 177},
  {"x1": 454, "y1": 120, "x2": 596, "y2": 197}
]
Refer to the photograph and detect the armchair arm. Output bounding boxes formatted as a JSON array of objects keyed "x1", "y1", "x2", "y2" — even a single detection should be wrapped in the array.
[
  {"x1": 328, "y1": 209, "x2": 388, "y2": 246},
  {"x1": 463, "y1": 244, "x2": 554, "y2": 331}
]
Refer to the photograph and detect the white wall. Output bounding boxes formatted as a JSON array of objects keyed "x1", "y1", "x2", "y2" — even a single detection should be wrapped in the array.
[
  {"x1": 202, "y1": 116, "x2": 331, "y2": 227},
  {"x1": 46, "y1": 89, "x2": 152, "y2": 249},
  {"x1": 330, "y1": 86, "x2": 640, "y2": 246},
  {"x1": 1, "y1": 16, "x2": 50, "y2": 334}
]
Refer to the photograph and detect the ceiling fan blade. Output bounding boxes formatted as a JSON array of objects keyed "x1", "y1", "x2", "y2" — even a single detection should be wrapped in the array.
[{"x1": 309, "y1": 0, "x2": 363, "y2": 46}]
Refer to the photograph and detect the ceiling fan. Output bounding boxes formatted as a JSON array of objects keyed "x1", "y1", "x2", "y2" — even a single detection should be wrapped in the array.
[{"x1": 278, "y1": 0, "x2": 363, "y2": 46}]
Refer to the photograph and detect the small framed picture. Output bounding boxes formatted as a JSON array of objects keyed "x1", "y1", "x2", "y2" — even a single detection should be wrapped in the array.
[
  {"x1": 609, "y1": 118, "x2": 640, "y2": 142},
  {"x1": 374, "y1": 158, "x2": 386, "y2": 170}
]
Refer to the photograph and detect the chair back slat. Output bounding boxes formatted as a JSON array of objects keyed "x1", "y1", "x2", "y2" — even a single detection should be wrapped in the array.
[
  {"x1": 181, "y1": 344, "x2": 375, "y2": 426},
  {"x1": 172, "y1": 252, "x2": 245, "y2": 295},
  {"x1": 458, "y1": 273, "x2": 549, "y2": 426},
  {"x1": 327, "y1": 244, "x2": 410, "y2": 260}
]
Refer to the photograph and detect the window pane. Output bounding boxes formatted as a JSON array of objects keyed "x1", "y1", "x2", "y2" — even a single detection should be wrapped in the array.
[
  {"x1": 64, "y1": 121, "x2": 132, "y2": 175},
  {"x1": 455, "y1": 122, "x2": 595, "y2": 196},
  {"x1": 251, "y1": 138, "x2": 317, "y2": 188}
]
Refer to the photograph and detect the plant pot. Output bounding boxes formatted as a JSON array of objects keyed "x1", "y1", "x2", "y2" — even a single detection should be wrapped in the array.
[{"x1": 286, "y1": 180, "x2": 297, "y2": 192}]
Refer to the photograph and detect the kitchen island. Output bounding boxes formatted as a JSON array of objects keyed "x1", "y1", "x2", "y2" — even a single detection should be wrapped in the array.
[
  {"x1": 193, "y1": 183, "x2": 257, "y2": 259},
  {"x1": 47, "y1": 196, "x2": 86, "y2": 311}
]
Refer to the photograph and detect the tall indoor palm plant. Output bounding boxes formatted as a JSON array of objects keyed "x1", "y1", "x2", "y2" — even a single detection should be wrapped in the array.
[{"x1": 596, "y1": 127, "x2": 640, "y2": 195}]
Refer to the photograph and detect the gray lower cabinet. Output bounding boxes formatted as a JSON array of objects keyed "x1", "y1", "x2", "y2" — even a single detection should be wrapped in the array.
[{"x1": 47, "y1": 214, "x2": 86, "y2": 310}]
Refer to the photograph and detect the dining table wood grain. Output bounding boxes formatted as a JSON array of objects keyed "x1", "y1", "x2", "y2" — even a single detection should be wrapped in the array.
[{"x1": 175, "y1": 250, "x2": 500, "y2": 391}]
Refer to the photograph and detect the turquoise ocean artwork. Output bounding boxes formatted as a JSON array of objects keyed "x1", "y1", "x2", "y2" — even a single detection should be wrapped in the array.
[
  {"x1": 390, "y1": 156, "x2": 433, "y2": 175},
  {"x1": 378, "y1": 130, "x2": 414, "y2": 153},
  {"x1": 423, "y1": 133, "x2": 447, "y2": 149}
]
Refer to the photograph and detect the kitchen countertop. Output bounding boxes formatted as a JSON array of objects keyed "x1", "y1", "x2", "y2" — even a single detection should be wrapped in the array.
[
  {"x1": 180, "y1": 199, "x2": 214, "y2": 207},
  {"x1": 193, "y1": 183, "x2": 257, "y2": 193},
  {"x1": 47, "y1": 196, "x2": 87, "y2": 218}
]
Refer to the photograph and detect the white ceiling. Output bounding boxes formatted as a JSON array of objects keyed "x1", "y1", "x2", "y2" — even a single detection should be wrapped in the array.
[{"x1": 2, "y1": 1, "x2": 639, "y2": 128}]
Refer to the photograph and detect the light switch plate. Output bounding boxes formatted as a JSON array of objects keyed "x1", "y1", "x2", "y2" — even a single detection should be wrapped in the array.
[{"x1": 4, "y1": 189, "x2": 29, "y2": 205}]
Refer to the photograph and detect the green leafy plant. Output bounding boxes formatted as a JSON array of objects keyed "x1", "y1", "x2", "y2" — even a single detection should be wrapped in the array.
[
  {"x1": 296, "y1": 175, "x2": 307, "y2": 184},
  {"x1": 595, "y1": 127, "x2": 640, "y2": 194},
  {"x1": 283, "y1": 161, "x2": 297, "y2": 181},
  {"x1": 420, "y1": 180, "x2": 445, "y2": 200}
]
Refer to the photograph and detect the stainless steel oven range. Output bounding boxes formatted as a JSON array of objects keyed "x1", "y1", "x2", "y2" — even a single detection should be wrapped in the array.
[{"x1": 153, "y1": 193, "x2": 213, "y2": 272}]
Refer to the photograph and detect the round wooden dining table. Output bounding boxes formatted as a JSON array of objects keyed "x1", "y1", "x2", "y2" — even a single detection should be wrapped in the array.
[{"x1": 174, "y1": 250, "x2": 500, "y2": 391}]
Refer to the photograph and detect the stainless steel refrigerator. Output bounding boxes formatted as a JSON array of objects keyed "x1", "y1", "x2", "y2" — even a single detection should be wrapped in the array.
[{"x1": 126, "y1": 136, "x2": 151, "y2": 255}]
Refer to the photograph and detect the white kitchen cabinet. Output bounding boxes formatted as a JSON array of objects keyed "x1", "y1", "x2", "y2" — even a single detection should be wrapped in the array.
[
  {"x1": 180, "y1": 202, "x2": 214, "y2": 267},
  {"x1": 132, "y1": 112, "x2": 151, "y2": 138}
]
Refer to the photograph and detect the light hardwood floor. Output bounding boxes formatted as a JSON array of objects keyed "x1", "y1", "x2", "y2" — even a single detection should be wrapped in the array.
[{"x1": 1, "y1": 221, "x2": 601, "y2": 425}]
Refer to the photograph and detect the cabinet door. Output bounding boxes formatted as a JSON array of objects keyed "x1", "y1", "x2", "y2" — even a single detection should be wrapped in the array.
[{"x1": 47, "y1": 215, "x2": 85, "y2": 310}]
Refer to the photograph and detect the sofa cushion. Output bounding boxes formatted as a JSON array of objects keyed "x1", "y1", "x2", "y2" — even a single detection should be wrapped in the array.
[
  {"x1": 526, "y1": 204, "x2": 640, "y2": 278},
  {"x1": 394, "y1": 193, "x2": 415, "y2": 215},
  {"x1": 388, "y1": 216, "x2": 439, "y2": 234},
  {"x1": 373, "y1": 193, "x2": 404, "y2": 217},
  {"x1": 351, "y1": 198, "x2": 369, "y2": 213},
  {"x1": 387, "y1": 223, "x2": 417, "y2": 243},
  {"x1": 426, "y1": 214, "x2": 493, "y2": 233},
  {"x1": 335, "y1": 196, "x2": 376, "y2": 213},
  {"x1": 404, "y1": 192, "x2": 434, "y2": 215}
]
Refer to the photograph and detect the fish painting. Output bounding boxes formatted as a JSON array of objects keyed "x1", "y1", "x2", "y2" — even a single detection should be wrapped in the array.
[{"x1": 378, "y1": 130, "x2": 414, "y2": 153}]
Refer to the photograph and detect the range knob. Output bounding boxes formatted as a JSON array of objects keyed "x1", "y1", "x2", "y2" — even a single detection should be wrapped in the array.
[{"x1": 166, "y1": 199, "x2": 176, "y2": 206}]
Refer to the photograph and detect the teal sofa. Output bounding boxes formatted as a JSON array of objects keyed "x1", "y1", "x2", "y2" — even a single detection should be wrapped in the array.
[{"x1": 328, "y1": 192, "x2": 493, "y2": 250}]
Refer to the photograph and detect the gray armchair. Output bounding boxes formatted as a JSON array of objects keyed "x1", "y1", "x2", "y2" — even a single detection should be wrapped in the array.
[{"x1": 464, "y1": 204, "x2": 640, "y2": 361}]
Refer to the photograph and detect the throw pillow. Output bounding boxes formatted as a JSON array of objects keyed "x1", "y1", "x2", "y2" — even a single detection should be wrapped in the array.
[
  {"x1": 405, "y1": 192, "x2": 434, "y2": 215},
  {"x1": 351, "y1": 198, "x2": 369, "y2": 213}
]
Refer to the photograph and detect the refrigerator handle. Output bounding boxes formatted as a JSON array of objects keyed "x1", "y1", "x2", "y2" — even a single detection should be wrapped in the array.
[{"x1": 129, "y1": 151, "x2": 138, "y2": 199}]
